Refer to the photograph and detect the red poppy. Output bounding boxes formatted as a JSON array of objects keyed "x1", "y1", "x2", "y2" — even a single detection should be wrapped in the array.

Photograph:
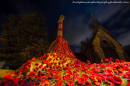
[
  {"x1": 39, "y1": 56, "x2": 43, "y2": 60},
  {"x1": 127, "y1": 82, "x2": 130, "y2": 86},
  {"x1": 106, "y1": 69, "x2": 113, "y2": 72},
  {"x1": 67, "y1": 80, "x2": 75, "y2": 86},
  {"x1": 105, "y1": 69, "x2": 114, "y2": 76},
  {"x1": 3, "y1": 75, "x2": 12, "y2": 82},
  {"x1": 39, "y1": 64, "x2": 43, "y2": 68},
  {"x1": 47, "y1": 68, "x2": 51, "y2": 73},
  {"x1": 74, "y1": 63, "x2": 80, "y2": 68},
  {"x1": 113, "y1": 65, "x2": 124, "y2": 75},
  {"x1": 105, "y1": 77, "x2": 115, "y2": 85},
  {"x1": 57, "y1": 75, "x2": 63, "y2": 81},
  {"x1": 20, "y1": 78, "x2": 26, "y2": 85},
  {"x1": 72, "y1": 71, "x2": 77, "y2": 75},
  {"x1": 115, "y1": 59, "x2": 120, "y2": 63},
  {"x1": 109, "y1": 60, "x2": 113, "y2": 64},
  {"x1": 90, "y1": 68, "x2": 98, "y2": 75},
  {"x1": 74, "y1": 74, "x2": 79, "y2": 80},
  {"x1": 77, "y1": 78, "x2": 84, "y2": 85},
  {"x1": 56, "y1": 80, "x2": 63, "y2": 86},
  {"x1": 47, "y1": 74, "x2": 52, "y2": 78},
  {"x1": 63, "y1": 66, "x2": 69, "y2": 70},
  {"x1": 55, "y1": 74, "x2": 59, "y2": 79},
  {"x1": 34, "y1": 67, "x2": 39, "y2": 71},
  {"x1": 35, "y1": 62, "x2": 39, "y2": 66},
  {"x1": 64, "y1": 74, "x2": 70, "y2": 80},
  {"x1": 66, "y1": 70, "x2": 72, "y2": 75},
  {"x1": 53, "y1": 54, "x2": 56, "y2": 57},
  {"x1": 120, "y1": 60, "x2": 125, "y2": 63},
  {"x1": 124, "y1": 73, "x2": 129, "y2": 78},
  {"x1": 124, "y1": 72, "x2": 130, "y2": 79},
  {"x1": 27, "y1": 60, "x2": 31, "y2": 64},
  {"x1": 29, "y1": 72, "x2": 36, "y2": 77},
  {"x1": 87, "y1": 60, "x2": 90, "y2": 63},
  {"x1": 48, "y1": 58, "x2": 52, "y2": 61},
  {"x1": 44, "y1": 66, "x2": 47, "y2": 69},
  {"x1": 81, "y1": 74, "x2": 89, "y2": 80},
  {"x1": 12, "y1": 76, "x2": 19, "y2": 85},
  {"x1": 24, "y1": 69, "x2": 28, "y2": 73},
  {"x1": 85, "y1": 81, "x2": 92, "y2": 86},
  {"x1": 100, "y1": 64, "x2": 106, "y2": 68},
  {"x1": 112, "y1": 75, "x2": 122, "y2": 85},
  {"x1": 31, "y1": 57, "x2": 36, "y2": 61},
  {"x1": 106, "y1": 72, "x2": 113, "y2": 76},
  {"x1": 26, "y1": 64, "x2": 31, "y2": 68},
  {"x1": 41, "y1": 80, "x2": 49, "y2": 86},
  {"x1": 110, "y1": 57, "x2": 113, "y2": 61},
  {"x1": 44, "y1": 54, "x2": 47, "y2": 58},
  {"x1": 98, "y1": 69, "x2": 105, "y2": 73},
  {"x1": 101, "y1": 59, "x2": 103, "y2": 62},
  {"x1": 105, "y1": 58, "x2": 109, "y2": 62},
  {"x1": 98, "y1": 74, "x2": 106, "y2": 80},
  {"x1": 47, "y1": 54, "x2": 49, "y2": 58},
  {"x1": 43, "y1": 60, "x2": 48, "y2": 64},
  {"x1": 93, "y1": 77, "x2": 102, "y2": 85},
  {"x1": 40, "y1": 78, "x2": 46, "y2": 83}
]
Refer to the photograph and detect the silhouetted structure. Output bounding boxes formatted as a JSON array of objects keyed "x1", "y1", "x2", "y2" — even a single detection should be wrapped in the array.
[{"x1": 79, "y1": 14, "x2": 130, "y2": 63}]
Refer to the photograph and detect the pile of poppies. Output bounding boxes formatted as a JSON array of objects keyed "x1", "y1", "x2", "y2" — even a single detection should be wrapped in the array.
[
  {"x1": 1, "y1": 53, "x2": 130, "y2": 86},
  {"x1": 1, "y1": 35, "x2": 130, "y2": 86}
]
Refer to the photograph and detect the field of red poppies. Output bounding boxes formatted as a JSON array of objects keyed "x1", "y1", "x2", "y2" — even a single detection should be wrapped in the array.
[
  {"x1": 1, "y1": 36, "x2": 130, "y2": 86},
  {"x1": 1, "y1": 53, "x2": 130, "y2": 86}
]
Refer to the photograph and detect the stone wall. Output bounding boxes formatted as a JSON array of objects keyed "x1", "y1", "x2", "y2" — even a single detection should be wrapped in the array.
[{"x1": 83, "y1": 28, "x2": 130, "y2": 63}]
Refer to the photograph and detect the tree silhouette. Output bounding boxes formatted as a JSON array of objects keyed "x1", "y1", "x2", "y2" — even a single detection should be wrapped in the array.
[{"x1": 0, "y1": 11, "x2": 55, "y2": 67}]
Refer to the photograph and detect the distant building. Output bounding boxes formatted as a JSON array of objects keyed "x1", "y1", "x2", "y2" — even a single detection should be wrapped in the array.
[{"x1": 79, "y1": 14, "x2": 130, "y2": 63}]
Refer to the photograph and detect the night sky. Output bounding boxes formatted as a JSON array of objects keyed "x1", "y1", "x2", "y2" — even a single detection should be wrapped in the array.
[{"x1": 0, "y1": 0, "x2": 130, "y2": 53}]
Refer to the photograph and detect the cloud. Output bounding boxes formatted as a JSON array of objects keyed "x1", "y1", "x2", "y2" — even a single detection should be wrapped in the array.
[
  {"x1": 116, "y1": 29, "x2": 130, "y2": 46},
  {"x1": 124, "y1": 17, "x2": 130, "y2": 25},
  {"x1": 111, "y1": 28, "x2": 129, "y2": 34},
  {"x1": 101, "y1": 4, "x2": 130, "y2": 27},
  {"x1": 63, "y1": 14, "x2": 93, "y2": 53},
  {"x1": 63, "y1": 14, "x2": 93, "y2": 45},
  {"x1": 96, "y1": 4, "x2": 123, "y2": 23},
  {"x1": 107, "y1": 18, "x2": 120, "y2": 27},
  {"x1": 110, "y1": 28, "x2": 130, "y2": 47},
  {"x1": 116, "y1": 5, "x2": 130, "y2": 18}
]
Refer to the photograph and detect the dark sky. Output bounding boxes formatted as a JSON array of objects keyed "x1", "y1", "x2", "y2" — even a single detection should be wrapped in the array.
[{"x1": 0, "y1": 0, "x2": 130, "y2": 53}]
